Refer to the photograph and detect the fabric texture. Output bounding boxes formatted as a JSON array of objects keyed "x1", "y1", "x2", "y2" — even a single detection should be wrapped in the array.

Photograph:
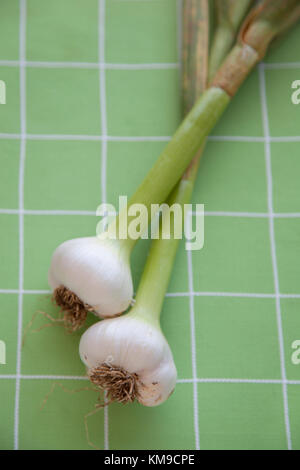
[{"x1": 0, "y1": 0, "x2": 300, "y2": 450}]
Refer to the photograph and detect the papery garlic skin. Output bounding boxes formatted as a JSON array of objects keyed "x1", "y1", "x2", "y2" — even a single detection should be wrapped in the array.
[
  {"x1": 79, "y1": 315, "x2": 177, "y2": 406},
  {"x1": 48, "y1": 236, "x2": 133, "y2": 318}
]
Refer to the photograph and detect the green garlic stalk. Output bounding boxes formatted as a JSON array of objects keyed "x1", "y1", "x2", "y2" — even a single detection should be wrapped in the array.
[
  {"x1": 208, "y1": 0, "x2": 253, "y2": 83},
  {"x1": 49, "y1": 0, "x2": 300, "y2": 332}
]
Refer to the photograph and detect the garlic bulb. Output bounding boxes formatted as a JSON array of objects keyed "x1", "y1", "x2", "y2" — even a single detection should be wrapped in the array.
[
  {"x1": 48, "y1": 236, "x2": 133, "y2": 324},
  {"x1": 79, "y1": 313, "x2": 177, "y2": 406}
]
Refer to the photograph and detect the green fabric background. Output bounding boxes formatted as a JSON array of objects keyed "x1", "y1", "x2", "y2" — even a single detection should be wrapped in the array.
[{"x1": 0, "y1": 0, "x2": 300, "y2": 450}]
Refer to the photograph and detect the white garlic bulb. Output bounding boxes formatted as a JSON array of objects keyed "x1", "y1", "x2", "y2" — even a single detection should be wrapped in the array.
[
  {"x1": 48, "y1": 236, "x2": 133, "y2": 318},
  {"x1": 79, "y1": 313, "x2": 177, "y2": 406}
]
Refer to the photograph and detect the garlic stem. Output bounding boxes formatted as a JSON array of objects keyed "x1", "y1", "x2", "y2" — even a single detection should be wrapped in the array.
[
  {"x1": 113, "y1": 1, "x2": 300, "y2": 248},
  {"x1": 133, "y1": 0, "x2": 210, "y2": 322},
  {"x1": 208, "y1": 0, "x2": 253, "y2": 83},
  {"x1": 182, "y1": 0, "x2": 209, "y2": 114},
  {"x1": 137, "y1": 0, "x2": 300, "y2": 324},
  {"x1": 133, "y1": 180, "x2": 195, "y2": 324},
  {"x1": 110, "y1": 86, "x2": 229, "y2": 253}
]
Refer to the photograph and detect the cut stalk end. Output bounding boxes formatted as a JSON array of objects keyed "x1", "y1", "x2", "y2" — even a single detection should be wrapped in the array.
[
  {"x1": 240, "y1": 0, "x2": 300, "y2": 58},
  {"x1": 208, "y1": 0, "x2": 253, "y2": 83},
  {"x1": 212, "y1": 0, "x2": 300, "y2": 97}
]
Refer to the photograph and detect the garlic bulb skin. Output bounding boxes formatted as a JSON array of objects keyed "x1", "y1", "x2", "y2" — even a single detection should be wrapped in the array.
[
  {"x1": 48, "y1": 236, "x2": 133, "y2": 318},
  {"x1": 79, "y1": 314, "x2": 177, "y2": 406}
]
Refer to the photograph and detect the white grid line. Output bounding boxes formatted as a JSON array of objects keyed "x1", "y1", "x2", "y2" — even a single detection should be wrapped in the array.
[
  {"x1": 0, "y1": 133, "x2": 173, "y2": 141},
  {"x1": 99, "y1": 0, "x2": 108, "y2": 208},
  {"x1": 0, "y1": 209, "x2": 97, "y2": 216},
  {"x1": 2, "y1": 132, "x2": 300, "y2": 143},
  {"x1": 18, "y1": 375, "x2": 89, "y2": 381},
  {"x1": 177, "y1": 378, "x2": 300, "y2": 385},
  {"x1": 0, "y1": 289, "x2": 52, "y2": 295},
  {"x1": 209, "y1": 135, "x2": 300, "y2": 143},
  {"x1": 208, "y1": 135, "x2": 265, "y2": 143},
  {"x1": 0, "y1": 59, "x2": 179, "y2": 70},
  {"x1": 263, "y1": 61, "x2": 300, "y2": 70},
  {"x1": 259, "y1": 63, "x2": 292, "y2": 450},
  {"x1": 202, "y1": 211, "x2": 269, "y2": 218},
  {"x1": 0, "y1": 58, "x2": 299, "y2": 70},
  {"x1": 2, "y1": 375, "x2": 300, "y2": 386},
  {"x1": 198, "y1": 211, "x2": 300, "y2": 218},
  {"x1": 105, "y1": 135, "x2": 171, "y2": 142},
  {"x1": 270, "y1": 136, "x2": 300, "y2": 143},
  {"x1": 177, "y1": 0, "x2": 199, "y2": 450},
  {"x1": 2, "y1": 208, "x2": 300, "y2": 219},
  {"x1": 183, "y1": 291, "x2": 276, "y2": 299},
  {"x1": 186, "y1": 226, "x2": 200, "y2": 450},
  {"x1": 14, "y1": 0, "x2": 26, "y2": 452},
  {"x1": 98, "y1": 0, "x2": 109, "y2": 451},
  {"x1": 2, "y1": 288, "x2": 300, "y2": 299}
]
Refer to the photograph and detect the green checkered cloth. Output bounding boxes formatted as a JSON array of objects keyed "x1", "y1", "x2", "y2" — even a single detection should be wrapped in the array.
[{"x1": 0, "y1": 0, "x2": 300, "y2": 450}]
